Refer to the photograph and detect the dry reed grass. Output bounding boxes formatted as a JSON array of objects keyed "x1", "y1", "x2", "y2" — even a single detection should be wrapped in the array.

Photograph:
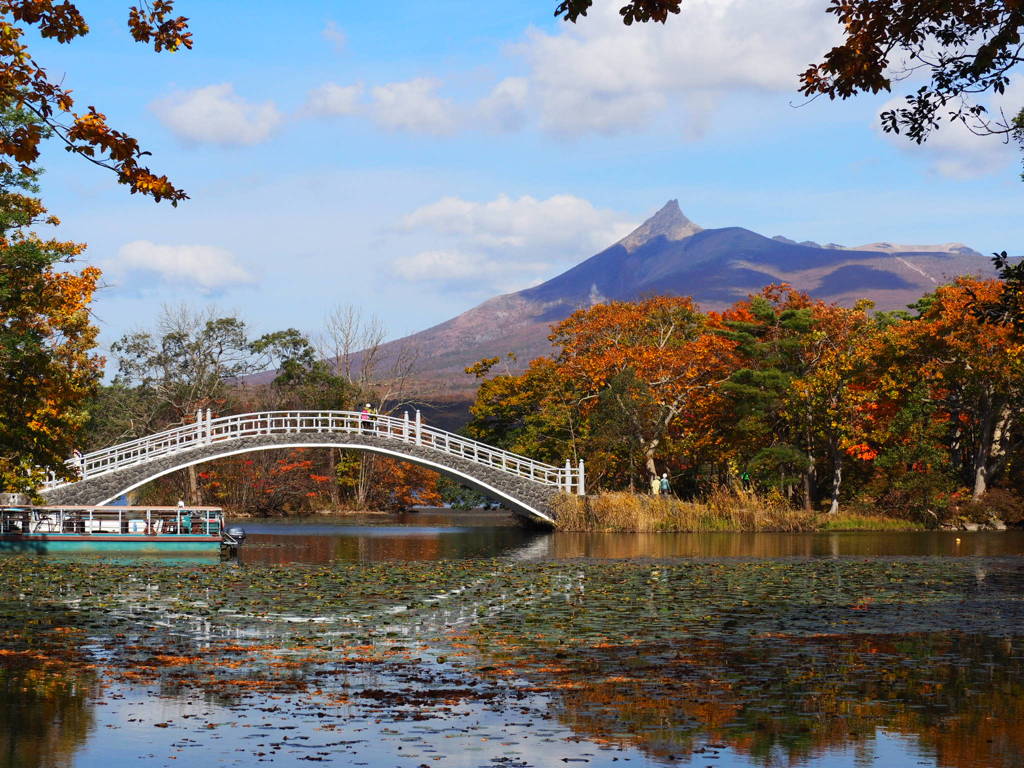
[{"x1": 552, "y1": 488, "x2": 922, "y2": 532}]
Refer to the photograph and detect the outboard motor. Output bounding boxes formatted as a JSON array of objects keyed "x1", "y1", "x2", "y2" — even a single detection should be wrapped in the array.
[
  {"x1": 221, "y1": 525, "x2": 246, "y2": 560},
  {"x1": 226, "y1": 526, "x2": 246, "y2": 545}
]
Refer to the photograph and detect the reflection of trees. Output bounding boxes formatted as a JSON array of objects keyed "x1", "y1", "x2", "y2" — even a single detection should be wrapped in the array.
[
  {"x1": 240, "y1": 525, "x2": 535, "y2": 564},
  {"x1": 548, "y1": 531, "x2": 1024, "y2": 559},
  {"x1": 475, "y1": 633, "x2": 1024, "y2": 768},
  {"x1": 0, "y1": 633, "x2": 98, "y2": 768}
]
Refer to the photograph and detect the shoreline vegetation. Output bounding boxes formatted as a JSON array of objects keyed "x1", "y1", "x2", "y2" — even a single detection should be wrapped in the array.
[{"x1": 553, "y1": 490, "x2": 947, "y2": 533}]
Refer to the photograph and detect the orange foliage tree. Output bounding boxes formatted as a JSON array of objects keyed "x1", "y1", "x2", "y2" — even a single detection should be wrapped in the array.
[
  {"x1": 0, "y1": 2, "x2": 191, "y2": 203},
  {"x1": 890, "y1": 278, "x2": 1024, "y2": 499},
  {"x1": 195, "y1": 449, "x2": 332, "y2": 516},
  {"x1": 469, "y1": 297, "x2": 737, "y2": 490},
  {"x1": 554, "y1": 297, "x2": 738, "y2": 483},
  {"x1": 0, "y1": 181, "x2": 101, "y2": 491},
  {"x1": 363, "y1": 457, "x2": 443, "y2": 512}
]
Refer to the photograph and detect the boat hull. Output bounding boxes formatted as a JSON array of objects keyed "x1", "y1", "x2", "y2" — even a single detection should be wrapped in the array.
[{"x1": 0, "y1": 534, "x2": 222, "y2": 553}]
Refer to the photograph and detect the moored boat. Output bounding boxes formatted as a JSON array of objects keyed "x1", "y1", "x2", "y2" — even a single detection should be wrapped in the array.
[{"x1": 0, "y1": 505, "x2": 244, "y2": 553}]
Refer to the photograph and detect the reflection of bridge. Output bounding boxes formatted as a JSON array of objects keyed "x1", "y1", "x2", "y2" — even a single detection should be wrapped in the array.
[{"x1": 40, "y1": 410, "x2": 584, "y2": 524}]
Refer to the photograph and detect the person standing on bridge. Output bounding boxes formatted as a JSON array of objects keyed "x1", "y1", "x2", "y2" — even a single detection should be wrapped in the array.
[
  {"x1": 71, "y1": 449, "x2": 84, "y2": 479},
  {"x1": 360, "y1": 404, "x2": 374, "y2": 434}
]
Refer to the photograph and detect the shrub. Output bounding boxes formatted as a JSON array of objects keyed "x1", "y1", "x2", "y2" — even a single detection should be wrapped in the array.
[{"x1": 958, "y1": 488, "x2": 1024, "y2": 525}]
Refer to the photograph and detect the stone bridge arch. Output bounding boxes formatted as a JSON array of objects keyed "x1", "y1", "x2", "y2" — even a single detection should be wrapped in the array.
[{"x1": 39, "y1": 411, "x2": 583, "y2": 525}]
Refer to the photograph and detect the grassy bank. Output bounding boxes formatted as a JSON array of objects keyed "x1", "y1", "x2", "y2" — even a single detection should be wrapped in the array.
[{"x1": 552, "y1": 490, "x2": 925, "y2": 532}]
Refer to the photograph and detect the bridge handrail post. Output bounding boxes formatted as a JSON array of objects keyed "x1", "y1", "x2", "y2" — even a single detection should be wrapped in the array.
[
  {"x1": 564, "y1": 459, "x2": 571, "y2": 492},
  {"x1": 415, "y1": 410, "x2": 422, "y2": 446},
  {"x1": 578, "y1": 459, "x2": 586, "y2": 496}
]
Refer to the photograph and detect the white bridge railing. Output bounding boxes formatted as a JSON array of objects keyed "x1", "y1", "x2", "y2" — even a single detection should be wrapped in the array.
[{"x1": 43, "y1": 410, "x2": 585, "y2": 495}]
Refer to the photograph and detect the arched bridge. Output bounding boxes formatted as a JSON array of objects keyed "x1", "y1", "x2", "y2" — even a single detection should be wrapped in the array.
[{"x1": 39, "y1": 411, "x2": 584, "y2": 524}]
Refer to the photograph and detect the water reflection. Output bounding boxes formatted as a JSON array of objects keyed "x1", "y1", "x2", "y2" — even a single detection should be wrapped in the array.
[
  {"x1": 235, "y1": 511, "x2": 1024, "y2": 564},
  {"x1": 545, "y1": 530, "x2": 1024, "y2": 559},
  {"x1": 495, "y1": 633, "x2": 1024, "y2": 768},
  {"x1": 0, "y1": 608, "x2": 98, "y2": 768},
  {"x1": 238, "y1": 510, "x2": 537, "y2": 563}
]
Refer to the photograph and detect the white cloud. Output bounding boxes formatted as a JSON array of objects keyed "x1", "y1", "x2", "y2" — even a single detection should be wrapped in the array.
[
  {"x1": 322, "y1": 20, "x2": 347, "y2": 52},
  {"x1": 295, "y1": 1, "x2": 838, "y2": 139},
  {"x1": 110, "y1": 241, "x2": 256, "y2": 293},
  {"x1": 401, "y1": 193, "x2": 634, "y2": 252},
  {"x1": 511, "y1": 0, "x2": 840, "y2": 136},
  {"x1": 476, "y1": 77, "x2": 530, "y2": 132},
  {"x1": 306, "y1": 82, "x2": 364, "y2": 117},
  {"x1": 392, "y1": 249, "x2": 549, "y2": 283},
  {"x1": 393, "y1": 194, "x2": 636, "y2": 289},
  {"x1": 151, "y1": 83, "x2": 282, "y2": 146},
  {"x1": 370, "y1": 78, "x2": 457, "y2": 135},
  {"x1": 877, "y1": 81, "x2": 1023, "y2": 179}
]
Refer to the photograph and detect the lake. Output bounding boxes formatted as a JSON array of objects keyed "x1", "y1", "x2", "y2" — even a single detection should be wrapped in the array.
[{"x1": 1, "y1": 509, "x2": 1022, "y2": 768}]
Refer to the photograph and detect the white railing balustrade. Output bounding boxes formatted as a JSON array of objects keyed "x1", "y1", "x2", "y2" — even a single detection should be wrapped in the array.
[{"x1": 43, "y1": 410, "x2": 585, "y2": 495}]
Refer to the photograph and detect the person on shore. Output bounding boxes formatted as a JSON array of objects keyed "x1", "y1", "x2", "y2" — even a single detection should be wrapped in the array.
[
  {"x1": 659, "y1": 473, "x2": 671, "y2": 496},
  {"x1": 650, "y1": 475, "x2": 660, "y2": 495}
]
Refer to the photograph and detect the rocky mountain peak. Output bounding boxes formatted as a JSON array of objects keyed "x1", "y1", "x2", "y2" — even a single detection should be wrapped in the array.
[{"x1": 616, "y1": 199, "x2": 702, "y2": 252}]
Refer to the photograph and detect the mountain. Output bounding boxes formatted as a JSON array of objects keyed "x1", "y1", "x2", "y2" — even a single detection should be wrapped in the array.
[
  {"x1": 279, "y1": 200, "x2": 993, "y2": 427},
  {"x1": 391, "y1": 200, "x2": 990, "y2": 391}
]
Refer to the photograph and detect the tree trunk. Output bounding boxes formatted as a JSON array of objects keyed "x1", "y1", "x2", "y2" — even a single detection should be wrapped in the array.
[
  {"x1": 328, "y1": 448, "x2": 340, "y2": 508},
  {"x1": 643, "y1": 438, "x2": 660, "y2": 486},
  {"x1": 972, "y1": 394, "x2": 997, "y2": 500},
  {"x1": 356, "y1": 453, "x2": 375, "y2": 509},
  {"x1": 803, "y1": 421, "x2": 815, "y2": 512},
  {"x1": 802, "y1": 471, "x2": 814, "y2": 512},
  {"x1": 187, "y1": 464, "x2": 202, "y2": 506},
  {"x1": 828, "y1": 452, "x2": 842, "y2": 515}
]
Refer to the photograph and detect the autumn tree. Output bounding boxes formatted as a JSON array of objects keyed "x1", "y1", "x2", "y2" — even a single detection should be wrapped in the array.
[
  {"x1": 0, "y1": 2, "x2": 191, "y2": 203},
  {"x1": 194, "y1": 449, "x2": 332, "y2": 517},
  {"x1": 798, "y1": 1, "x2": 1024, "y2": 154},
  {"x1": 900, "y1": 278, "x2": 1024, "y2": 499},
  {"x1": 468, "y1": 297, "x2": 737, "y2": 491},
  {"x1": 786, "y1": 300, "x2": 879, "y2": 513},
  {"x1": 467, "y1": 355, "x2": 584, "y2": 464},
  {"x1": 0, "y1": 108, "x2": 102, "y2": 491},
  {"x1": 362, "y1": 457, "x2": 443, "y2": 512},
  {"x1": 717, "y1": 287, "x2": 881, "y2": 512},
  {"x1": 557, "y1": 297, "x2": 737, "y2": 484}
]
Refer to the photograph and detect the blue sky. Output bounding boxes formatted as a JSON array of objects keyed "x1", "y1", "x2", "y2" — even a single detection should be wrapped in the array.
[{"x1": 27, "y1": 1, "x2": 1024, "y2": 355}]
